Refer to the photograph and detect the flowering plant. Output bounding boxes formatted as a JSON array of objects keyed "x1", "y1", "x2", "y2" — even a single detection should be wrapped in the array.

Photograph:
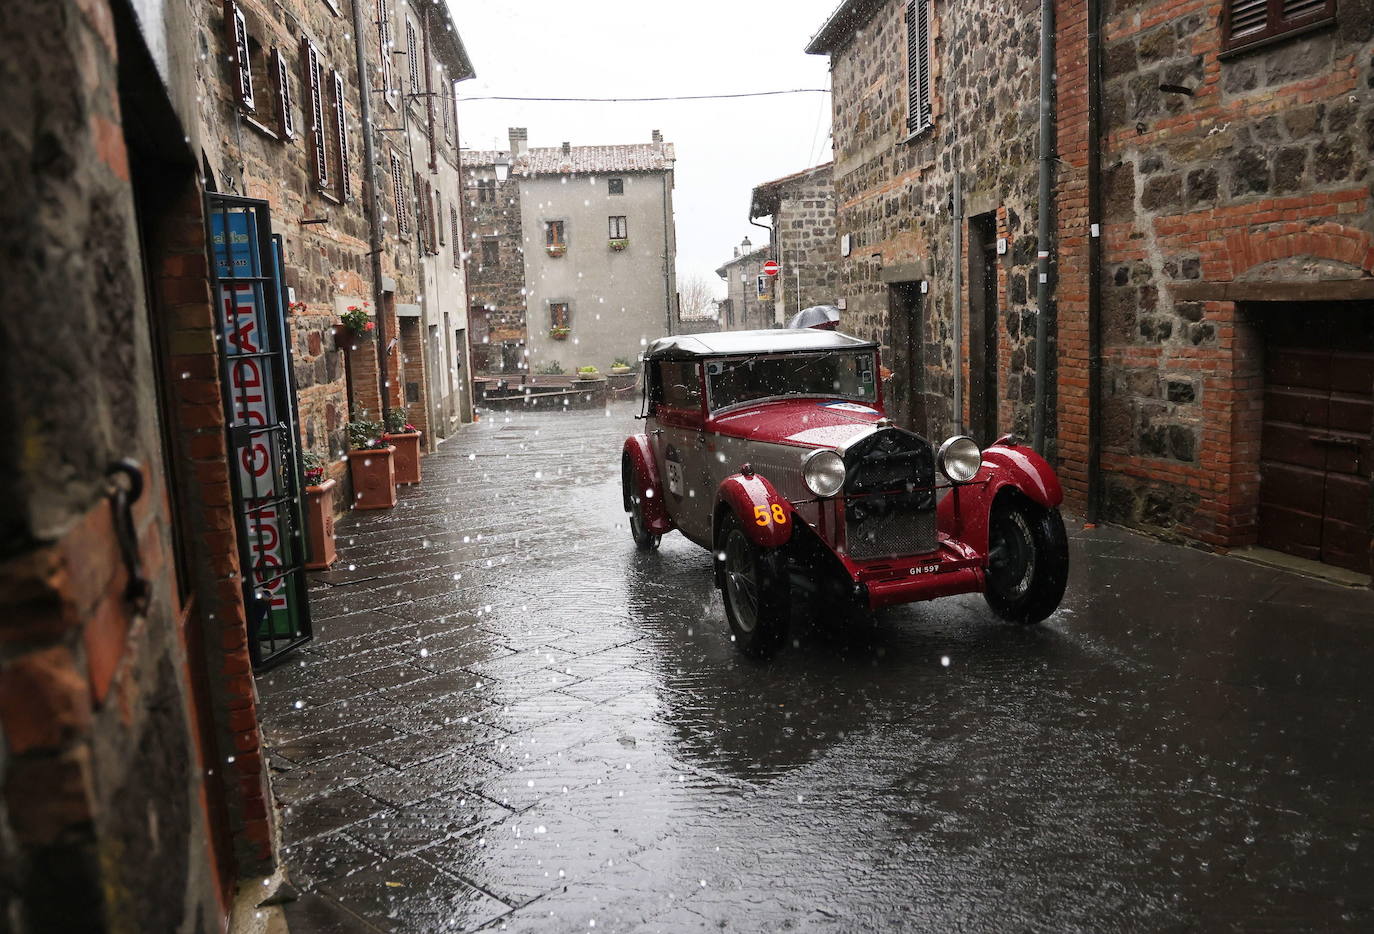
[
  {"x1": 301, "y1": 451, "x2": 327, "y2": 486},
  {"x1": 346, "y1": 417, "x2": 387, "y2": 451},
  {"x1": 288, "y1": 300, "x2": 309, "y2": 314},
  {"x1": 341, "y1": 306, "x2": 374, "y2": 334},
  {"x1": 384, "y1": 410, "x2": 419, "y2": 435},
  {"x1": 549, "y1": 326, "x2": 571, "y2": 340}
]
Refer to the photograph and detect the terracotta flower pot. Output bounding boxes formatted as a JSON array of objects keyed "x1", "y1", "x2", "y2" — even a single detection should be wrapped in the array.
[
  {"x1": 384, "y1": 431, "x2": 422, "y2": 485},
  {"x1": 304, "y1": 478, "x2": 338, "y2": 570},
  {"x1": 347, "y1": 446, "x2": 396, "y2": 510}
]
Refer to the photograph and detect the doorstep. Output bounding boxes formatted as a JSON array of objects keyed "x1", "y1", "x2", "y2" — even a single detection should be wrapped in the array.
[{"x1": 1228, "y1": 546, "x2": 1372, "y2": 590}]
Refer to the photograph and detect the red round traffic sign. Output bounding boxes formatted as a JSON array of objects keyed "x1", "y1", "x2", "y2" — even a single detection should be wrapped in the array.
[{"x1": 762, "y1": 260, "x2": 780, "y2": 277}]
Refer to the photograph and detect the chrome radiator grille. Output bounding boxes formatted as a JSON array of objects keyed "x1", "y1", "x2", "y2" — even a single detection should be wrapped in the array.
[{"x1": 845, "y1": 504, "x2": 937, "y2": 559}]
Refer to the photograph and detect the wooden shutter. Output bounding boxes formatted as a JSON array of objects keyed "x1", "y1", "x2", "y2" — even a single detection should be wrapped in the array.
[
  {"x1": 1222, "y1": 0, "x2": 1335, "y2": 50},
  {"x1": 302, "y1": 39, "x2": 328, "y2": 189},
  {"x1": 406, "y1": 21, "x2": 419, "y2": 91},
  {"x1": 377, "y1": 0, "x2": 395, "y2": 103},
  {"x1": 450, "y1": 206, "x2": 461, "y2": 268},
  {"x1": 332, "y1": 70, "x2": 351, "y2": 201},
  {"x1": 226, "y1": 1, "x2": 254, "y2": 111},
  {"x1": 392, "y1": 154, "x2": 409, "y2": 235},
  {"x1": 905, "y1": 0, "x2": 932, "y2": 132},
  {"x1": 436, "y1": 189, "x2": 444, "y2": 246},
  {"x1": 272, "y1": 47, "x2": 294, "y2": 138}
]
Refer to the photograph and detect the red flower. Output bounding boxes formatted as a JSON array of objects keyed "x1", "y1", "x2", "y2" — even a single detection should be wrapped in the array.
[{"x1": 365, "y1": 321, "x2": 376, "y2": 331}]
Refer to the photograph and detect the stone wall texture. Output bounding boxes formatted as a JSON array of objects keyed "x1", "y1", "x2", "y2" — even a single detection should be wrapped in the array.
[
  {"x1": 764, "y1": 164, "x2": 843, "y2": 322},
  {"x1": 464, "y1": 164, "x2": 527, "y2": 374},
  {"x1": 717, "y1": 248, "x2": 773, "y2": 330}
]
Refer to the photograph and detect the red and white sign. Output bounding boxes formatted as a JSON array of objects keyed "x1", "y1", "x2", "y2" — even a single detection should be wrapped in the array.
[{"x1": 762, "y1": 260, "x2": 780, "y2": 277}]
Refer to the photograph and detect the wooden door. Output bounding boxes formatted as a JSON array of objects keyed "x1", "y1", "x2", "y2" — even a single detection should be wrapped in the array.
[{"x1": 1258, "y1": 310, "x2": 1373, "y2": 574}]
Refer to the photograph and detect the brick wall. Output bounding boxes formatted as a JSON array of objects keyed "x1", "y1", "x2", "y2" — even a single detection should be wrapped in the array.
[{"x1": 1063, "y1": 0, "x2": 1374, "y2": 550}]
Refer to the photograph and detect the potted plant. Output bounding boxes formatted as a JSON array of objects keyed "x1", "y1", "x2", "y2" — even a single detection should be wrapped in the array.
[
  {"x1": 608, "y1": 238, "x2": 629, "y2": 252},
  {"x1": 575, "y1": 366, "x2": 601, "y2": 381},
  {"x1": 610, "y1": 357, "x2": 632, "y2": 376},
  {"x1": 546, "y1": 244, "x2": 567, "y2": 258},
  {"x1": 345, "y1": 416, "x2": 396, "y2": 510},
  {"x1": 549, "y1": 326, "x2": 571, "y2": 341},
  {"x1": 383, "y1": 409, "x2": 423, "y2": 485},
  {"x1": 301, "y1": 452, "x2": 337, "y2": 570},
  {"x1": 336, "y1": 304, "x2": 375, "y2": 350}
]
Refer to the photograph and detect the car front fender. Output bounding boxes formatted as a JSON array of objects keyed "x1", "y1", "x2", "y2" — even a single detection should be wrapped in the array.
[
  {"x1": 715, "y1": 473, "x2": 794, "y2": 549},
  {"x1": 937, "y1": 441, "x2": 1063, "y2": 554},
  {"x1": 622, "y1": 435, "x2": 673, "y2": 534}
]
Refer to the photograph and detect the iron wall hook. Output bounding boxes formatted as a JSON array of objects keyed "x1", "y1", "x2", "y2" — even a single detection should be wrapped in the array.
[{"x1": 107, "y1": 459, "x2": 151, "y2": 615}]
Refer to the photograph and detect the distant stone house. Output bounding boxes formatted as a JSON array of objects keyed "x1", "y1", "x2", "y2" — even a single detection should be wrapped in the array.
[
  {"x1": 749, "y1": 162, "x2": 842, "y2": 324},
  {"x1": 463, "y1": 137, "x2": 530, "y2": 375},
  {"x1": 715, "y1": 240, "x2": 774, "y2": 330},
  {"x1": 462, "y1": 129, "x2": 679, "y2": 375}
]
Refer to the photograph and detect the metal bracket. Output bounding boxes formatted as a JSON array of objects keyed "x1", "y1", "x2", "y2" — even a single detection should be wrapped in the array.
[{"x1": 107, "y1": 459, "x2": 151, "y2": 615}]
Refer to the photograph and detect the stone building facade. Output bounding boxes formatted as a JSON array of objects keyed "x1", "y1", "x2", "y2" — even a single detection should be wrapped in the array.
[
  {"x1": 1053, "y1": 0, "x2": 1374, "y2": 577},
  {"x1": 807, "y1": 0, "x2": 1048, "y2": 446},
  {"x1": 461, "y1": 129, "x2": 679, "y2": 375},
  {"x1": 715, "y1": 241, "x2": 774, "y2": 330},
  {"x1": 750, "y1": 162, "x2": 842, "y2": 323},
  {"x1": 464, "y1": 136, "x2": 529, "y2": 375}
]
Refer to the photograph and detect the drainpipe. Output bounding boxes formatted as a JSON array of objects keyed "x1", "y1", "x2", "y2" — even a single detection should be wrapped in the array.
[
  {"x1": 351, "y1": 0, "x2": 391, "y2": 420},
  {"x1": 952, "y1": 173, "x2": 963, "y2": 436},
  {"x1": 1086, "y1": 0, "x2": 1104, "y2": 521},
  {"x1": 1032, "y1": 0, "x2": 1055, "y2": 453}
]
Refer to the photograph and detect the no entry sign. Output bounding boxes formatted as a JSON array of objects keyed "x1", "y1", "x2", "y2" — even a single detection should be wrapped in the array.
[{"x1": 762, "y1": 260, "x2": 780, "y2": 277}]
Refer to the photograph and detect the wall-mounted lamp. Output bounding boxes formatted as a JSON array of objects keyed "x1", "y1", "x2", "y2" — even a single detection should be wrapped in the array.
[{"x1": 493, "y1": 155, "x2": 511, "y2": 183}]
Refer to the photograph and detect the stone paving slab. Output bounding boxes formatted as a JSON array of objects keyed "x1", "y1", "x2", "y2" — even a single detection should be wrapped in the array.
[{"x1": 266, "y1": 403, "x2": 1374, "y2": 933}]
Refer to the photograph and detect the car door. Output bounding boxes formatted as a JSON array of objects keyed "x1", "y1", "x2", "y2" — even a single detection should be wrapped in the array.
[{"x1": 651, "y1": 360, "x2": 712, "y2": 545}]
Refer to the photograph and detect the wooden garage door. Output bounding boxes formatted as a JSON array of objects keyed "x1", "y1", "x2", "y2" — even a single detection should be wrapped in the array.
[{"x1": 1258, "y1": 310, "x2": 1373, "y2": 575}]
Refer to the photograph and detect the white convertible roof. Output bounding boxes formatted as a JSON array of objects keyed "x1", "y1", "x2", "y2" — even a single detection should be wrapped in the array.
[{"x1": 645, "y1": 329, "x2": 876, "y2": 360}]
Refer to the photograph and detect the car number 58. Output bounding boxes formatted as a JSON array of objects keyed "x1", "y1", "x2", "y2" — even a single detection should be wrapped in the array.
[{"x1": 754, "y1": 504, "x2": 787, "y2": 526}]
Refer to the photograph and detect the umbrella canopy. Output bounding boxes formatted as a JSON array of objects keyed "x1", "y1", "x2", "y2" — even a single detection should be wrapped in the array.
[{"x1": 786, "y1": 304, "x2": 842, "y2": 330}]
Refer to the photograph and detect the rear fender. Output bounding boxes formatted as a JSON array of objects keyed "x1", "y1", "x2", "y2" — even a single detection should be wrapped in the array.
[
  {"x1": 715, "y1": 473, "x2": 794, "y2": 550},
  {"x1": 937, "y1": 441, "x2": 1063, "y2": 554},
  {"x1": 622, "y1": 435, "x2": 673, "y2": 534}
]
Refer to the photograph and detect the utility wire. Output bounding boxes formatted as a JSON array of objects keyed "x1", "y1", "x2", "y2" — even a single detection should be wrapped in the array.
[{"x1": 456, "y1": 88, "x2": 830, "y2": 103}]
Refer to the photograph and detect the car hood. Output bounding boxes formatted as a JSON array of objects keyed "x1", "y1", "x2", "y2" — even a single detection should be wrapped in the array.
[{"x1": 708, "y1": 398, "x2": 886, "y2": 450}]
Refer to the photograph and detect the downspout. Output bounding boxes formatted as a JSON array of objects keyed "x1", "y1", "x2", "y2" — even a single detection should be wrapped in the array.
[
  {"x1": 1032, "y1": 0, "x2": 1055, "y2": 453},
  {"x1": 1086, "y1": 0, "x2": 1104, "y2": 521},
  {"x1": 351, "y1": 0, "x2": 391, "y2": 420},
  {"x1": 952, "y1": 173, "x2": 963, "y2": 436},
  {"x1": 663, "y1": 171, "x2": 674, "y2": 335}
]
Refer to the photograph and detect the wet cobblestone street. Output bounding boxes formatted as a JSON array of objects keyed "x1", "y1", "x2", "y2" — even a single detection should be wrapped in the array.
[{"x1": 262, "y1": 402, "x2": 1374, "y2": 933}]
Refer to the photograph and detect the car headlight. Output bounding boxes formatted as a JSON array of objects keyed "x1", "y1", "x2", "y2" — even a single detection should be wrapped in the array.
[
  {"x1": 937, "y1": 436, "x2": 982, "y2": 483},
  {"x1": 803, "y1": 449, "x2": 846, "y2": 497}
]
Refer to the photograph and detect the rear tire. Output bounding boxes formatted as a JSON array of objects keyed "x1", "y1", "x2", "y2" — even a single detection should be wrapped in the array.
[
  {"x1": 622, "y1": 457, "x2": 660, "y2": 551},
  {"x1": 984, "y1": 498, "x2": 1069, "y2": 624},
  {"x1": 715, "y1": 512, "x2": 789, "y2": 657}
]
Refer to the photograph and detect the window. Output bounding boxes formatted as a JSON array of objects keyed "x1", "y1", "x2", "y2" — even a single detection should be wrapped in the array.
[
  {"x1": 451, "y1": 206, "x2": 461, "y2": 268},
  {"x1": 706, "y1": 352, "x2": 878, "y2": 412},
  {"x1": 608, "y1": 177, "x2": 624, "y2": 195},
  {"x1": 420, "y1": 177, "x2": 438, "y2": 254},
  {"x1": 377, "y1": 0, "x2": 396, "y2": 106},
  {"x1": 391, "y1": 152, "x2": 408, "y2": 235},
  {"x1": 477, "y1": 179, "x2": 496, "y2": 203},
  {"x1": 406, "y1": 21, "x2": 419, "y2": 92},
  {"x1": 1222, "y1": 0, "x2": 1335, "y2": 52},
  {"x1": 653, "y1": 361, "x2": 701, "y2": 411},
  {"x1": 332, "y1": 70, "x2": 351, "y2": 200},
  {"x1": 226, "y1": 2, "x2": 254, "y2": 111},
  {"x1": 550, "y1": 302, "x2": 570, "y2": 329},
  {"x1": 436, "y1": 189, "x2": 444, "y2": 245},
  {"x1": 546, "y1": 220, "x2": 566, "y2": 250},
  {"x1": 482, "y1": 237, "x2": 500, "y2": 267},
  {"x1": 608, "y1": 216, "x2": 628, "y2": 239},
  {"x1": 272, "y1": 47, "x2": 295, "y2": 138},
  {"x1": 442, "y1": 77, "x2": 453, "y2": 143},
  {"x1": 302, "y1": 39, "x2": 329, "y2": 190},
  {"x1": 905, "y1": 0, "x2": 932, "y2": 134}
]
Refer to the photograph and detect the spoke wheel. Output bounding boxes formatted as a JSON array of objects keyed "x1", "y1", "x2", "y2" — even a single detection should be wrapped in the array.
[
  {"x1": 983, "y1": 497, "x2": 1069, "y2": 625},
  {"x1": 715, "y1": 512, "x2": 789, "y2": 657}
]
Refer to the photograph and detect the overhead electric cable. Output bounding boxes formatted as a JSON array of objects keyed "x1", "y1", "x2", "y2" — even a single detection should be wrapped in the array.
[{"x1": 456, "y1": 89, "x2": 830, "y2": 103}]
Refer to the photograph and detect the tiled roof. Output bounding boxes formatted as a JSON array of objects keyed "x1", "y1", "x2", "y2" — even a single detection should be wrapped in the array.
[
  {"x1": 460, "y1": 143, "x2": 675, "y2": 176},
  {"x1": 750, "y1": 162, "x2": 833, "y2": 218}
]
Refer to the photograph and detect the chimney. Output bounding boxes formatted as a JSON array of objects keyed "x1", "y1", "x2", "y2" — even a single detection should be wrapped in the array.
[
  {"x1": 561, "y1": 141, "x2": 570, "y2": 155},
  {"x1": 508, "y1": 127, "x2": 528, "y2": 158},
  {"x1": 652, "y1": 129, "x2": 663, "y2": 144}
]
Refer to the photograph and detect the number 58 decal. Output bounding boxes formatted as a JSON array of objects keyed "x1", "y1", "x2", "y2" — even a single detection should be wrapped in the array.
[{"x1": 753, "y1": 504, "x2": 787, "y2": 526}]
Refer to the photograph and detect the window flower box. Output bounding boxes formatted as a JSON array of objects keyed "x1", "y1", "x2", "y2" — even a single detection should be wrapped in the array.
[
  {"x1": 546, "y1": 244, "x2": 567, "y2": 257},
  {"x1": 608, "y1": 238, "x2": 629, "y2": 252},
  {"x1": 549, "y1": 326, "x2": 571, "y2": 341}
]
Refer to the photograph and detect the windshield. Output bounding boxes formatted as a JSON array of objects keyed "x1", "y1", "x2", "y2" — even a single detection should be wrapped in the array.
[{"x1": 705, "y1": 351, "x2": 877, "y2": 411}]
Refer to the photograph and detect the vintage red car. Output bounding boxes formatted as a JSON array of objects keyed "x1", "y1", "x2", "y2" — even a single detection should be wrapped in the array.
[{"x1": 621, "y1": 329, "x2": 1069, "y2": 656}]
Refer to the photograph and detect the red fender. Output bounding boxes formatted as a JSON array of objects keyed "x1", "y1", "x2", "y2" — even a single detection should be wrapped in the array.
[
  {"x1": 715, "y1": 473, "x2": 794, "y2": 549},
  {"x1": 937, "y1": 440, "x2": 1064, "y2": 554},
  {"x1": 621, "y1": 435, "x2": 673, "y2": 534}
]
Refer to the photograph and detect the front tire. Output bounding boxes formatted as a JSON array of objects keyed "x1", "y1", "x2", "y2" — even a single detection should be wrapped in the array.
[
  {"x1": 984, "y1": 497, "x2": 1069, "y2": 624},
  {"x1": 715, "y1": 512, "x2": 789, "y2": 657},
  {"x1": 622, "y1": 457, "x2": 660, "y2": 551}
]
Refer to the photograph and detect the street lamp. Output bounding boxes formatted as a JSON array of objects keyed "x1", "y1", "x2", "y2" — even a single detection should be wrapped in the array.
[{"x1": 493, "y1": 154, "x2": 511, "y2": 183}]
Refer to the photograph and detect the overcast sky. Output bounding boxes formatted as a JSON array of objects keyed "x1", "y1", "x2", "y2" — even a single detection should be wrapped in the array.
[{"x1": 445, "y1": 0, "x2": 842, "y2": 299}]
